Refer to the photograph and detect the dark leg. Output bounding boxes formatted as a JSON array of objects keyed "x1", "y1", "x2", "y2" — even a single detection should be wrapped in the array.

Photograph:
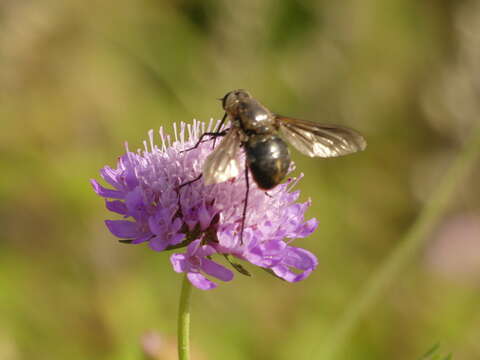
[
  {"x1": 212, "y1": 113, "x2": 228, "y2": 149},
  {"x1": 179, "y1": 173, "x2": 203, "y2": 189},
  {"x1": 240, "y1": 159, "x2": 249, "y2": 245},
  {"x1": 181, "y1": 130, "x2": 228, "y2": 153},
  {"x1": 176, "y1": 174, "x2": 203, "y2": 222}
]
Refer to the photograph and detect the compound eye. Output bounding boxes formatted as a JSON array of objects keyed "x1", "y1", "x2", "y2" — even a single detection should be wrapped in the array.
[
  {"x1": 222, "y1": 91, "x2": 238, "y2": 109},
  {"x1": 235, "y1": 89, "x2": 250, "y2": 98},
  {"x1": 221, "y1": 91, "x2": 233, "y2": 109}
]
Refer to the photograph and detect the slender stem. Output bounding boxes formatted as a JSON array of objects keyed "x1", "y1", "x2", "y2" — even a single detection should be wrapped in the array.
[
  {"x1": 316, "y1": 123, "x2": 480, "y2": 360},
  {"x1": 178, "y1": 274, "x2": 193, "y2": 360}
]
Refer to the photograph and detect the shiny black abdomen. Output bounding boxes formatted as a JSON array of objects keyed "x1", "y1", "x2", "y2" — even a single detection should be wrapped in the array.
[{"x1": 245, "y1": 135, "x2": 291, "y2": 190}]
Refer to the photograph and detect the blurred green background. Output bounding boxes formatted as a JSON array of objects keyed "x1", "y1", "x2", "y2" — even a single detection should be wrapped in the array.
[{"x1": 1, "y1": 0, "x2": 479, "y2": 359}]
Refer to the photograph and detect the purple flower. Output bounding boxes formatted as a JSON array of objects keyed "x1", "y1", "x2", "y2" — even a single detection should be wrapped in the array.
[{"x1": 91, "y1": 120, "x2": 319, "y2": 290}]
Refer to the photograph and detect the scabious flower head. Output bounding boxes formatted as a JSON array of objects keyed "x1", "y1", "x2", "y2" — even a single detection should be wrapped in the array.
[{"x1": 91, "y1": 120, "x2": 319, "y2": 290}]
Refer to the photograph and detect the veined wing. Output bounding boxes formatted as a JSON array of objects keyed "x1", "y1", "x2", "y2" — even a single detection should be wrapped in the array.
[
  {"x1": 203, "y1": 128, "x2": 241, "y2": 185},
  {"x1": 276, "y1": 115, "x2": 367, "y2": 158}
]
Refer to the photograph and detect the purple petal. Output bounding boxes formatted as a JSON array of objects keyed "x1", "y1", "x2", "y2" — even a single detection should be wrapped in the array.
[
  {"x1": 171, "y1": 217, "x2": 183, "y2": 233},
  {"x1": 271, "y1": 264, "x2": 292, "y2": 281},
  {"x1": 284, "y1": 247, "x2": 318, "y2": 270},
  {"x1": 270, "y1": 247, "x2": 318, "y2": 282},
  {"x1": 288, "y1": 190, "x2": 301, "y2": 202},
  {"x1": 247, "y1": 240, "x2": 287, "y2": 268},
  {"x1": 91, "y1": 179, "x2": 124, "y2": 199},
  {"x1": 149, "y1": 236, "x2": 170, "y2": 251},
  {"x1": 201, "y1": 258, "x2": 234, "y2": 281},
  {"x1": 105, "y1": 200, "x2": 127, "y2": 215},
  {"x1": 170, "y1": 253, "x2": 188, "y2": 273},
  {"x1": 183, "y1": 206, "x2": 201, "y2": 231},
  {"x1": 217, "y1": 228, "x2": 237, "y2": 249},
  {"x1": 148, "y1": 215, "x2": 165, "y2": 235},
  {"x1": 296, "y1": 218, "x2": 318, "y2": 238},
  {"x1": 187, "y1": 272, "x2": 217, "y2": 290},
  {"x1": 271, "y1": 265, "x2": 314, "y2": 282},
  {"x1": 170, "y1": 233, "x2": 186, "y2": 245},
  {"x1": 120, "y1": 154, "x2": 140, "y2": 189},
  {"x1": 125, "y1": 187, "x2": 148, "y2": 219},
  {"x1": 271, "y1": 264, "x2": 313, "y2": 282},
  {"x1": 131, "y1": 233, "x2": 152, "y2": 244},
  {"x1": 105, "y1": 220, "x2": 141, "y2": 238},
  {"x1": 100, "y1": 166, "x2": 121, "y2": 188},
  {"x1": 186, "y1": 239, "x2": 202, "y2": 257},
  {"x1": 196, "y1": 244, "x2": 217, "y2": 258},
  {"x1": 197, "y1": 202, "x2": 213, "y2": 230},
  {"x1": 258, "y1": 220, "x2": 275, "y2": 234}
]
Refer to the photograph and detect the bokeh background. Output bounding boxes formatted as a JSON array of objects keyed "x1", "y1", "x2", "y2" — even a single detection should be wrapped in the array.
[{"x1": 1, "y1": 0, "x2": 479, "y2": 359}]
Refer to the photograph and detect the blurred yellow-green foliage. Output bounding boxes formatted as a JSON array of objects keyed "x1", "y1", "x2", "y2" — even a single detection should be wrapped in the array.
[{"x1": 1, "y1": 0, "x2": 479, "y2": 359}]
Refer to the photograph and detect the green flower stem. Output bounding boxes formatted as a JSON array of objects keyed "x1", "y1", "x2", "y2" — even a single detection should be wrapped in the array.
[
  {"x1": 178, "y1": 274, "x2": 193, "y2": 360},
  {"x1": 317, "y1": 123, "x2": 480, "y2": 360}
]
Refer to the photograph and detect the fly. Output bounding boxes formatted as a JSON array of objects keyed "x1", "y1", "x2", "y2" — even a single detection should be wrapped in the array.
[{"x1": 184, "y1": 89, "x2": 367, "y2": 243}]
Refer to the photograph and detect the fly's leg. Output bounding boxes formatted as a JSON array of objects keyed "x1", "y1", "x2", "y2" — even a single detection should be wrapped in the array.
[
  {"x1": 181, "y1": 130, "x2": 228, "y2": 153},
  {"x1": 239, "y1": 159, "x2": 249, "y2": 245},
  {"x1": 179, "y1": 173, "x2": 203, "y2": 189},
  {"x1": 177, "y1": 174, "x2": 203, "y2": 216},
  {"x1": 212, "y1": 113, "x2": 228, "y2": 150},
  {"x1": 181, "y1": 113, "x2": 229, "y2": 153}
]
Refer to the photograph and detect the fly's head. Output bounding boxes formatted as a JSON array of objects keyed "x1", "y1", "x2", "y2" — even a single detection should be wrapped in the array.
[{"x1": 221, "y1": 89, "x2": 251, "y2": 114}]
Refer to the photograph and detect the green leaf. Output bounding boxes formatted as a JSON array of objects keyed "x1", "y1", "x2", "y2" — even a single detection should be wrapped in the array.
[{"x1": 223, "y1": 254, "x2": 251, "y2": 276}]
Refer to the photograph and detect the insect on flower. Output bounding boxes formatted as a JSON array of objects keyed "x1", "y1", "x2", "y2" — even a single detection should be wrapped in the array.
[
  {"x1": 92, "y1": 120, "x2": 320, "y2": 288},
  {"x1": 185, "y1": 89, "x2": 367, "y2": 243}
]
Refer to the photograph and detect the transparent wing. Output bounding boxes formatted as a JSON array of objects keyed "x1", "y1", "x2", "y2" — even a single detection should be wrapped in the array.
[
  {"x1": 203, "y1": 128, "x2": 241, "y2": 185},
  {"x1": 276, "y1": 115, "x2": 367, "y2": 158}
]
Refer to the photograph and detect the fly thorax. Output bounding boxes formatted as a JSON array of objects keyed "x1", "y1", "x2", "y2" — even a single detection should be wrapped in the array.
[{"x1": 237, "y1": 102, "x2": 275, "y2": 134}]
